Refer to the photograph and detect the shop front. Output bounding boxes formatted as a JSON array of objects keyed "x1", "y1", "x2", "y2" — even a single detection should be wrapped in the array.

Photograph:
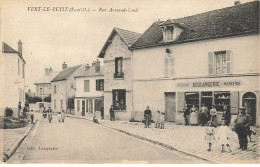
[{"x1": 74, "y1": 97, "x2": 104, "y2": 117}]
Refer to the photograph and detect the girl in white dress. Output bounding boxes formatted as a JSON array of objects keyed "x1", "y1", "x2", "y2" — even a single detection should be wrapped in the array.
[{"x1": 216, "y1": 120, "x2": 232, "y2": 153}]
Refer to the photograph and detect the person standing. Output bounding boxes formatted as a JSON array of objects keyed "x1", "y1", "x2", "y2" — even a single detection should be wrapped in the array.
[
  {"x1": 200, "y1": 104, "x2": 208, "y2": 126},
  {"x1": 101, "y1": 106, "x2": 104, "y2": 120},
  {"x1": 234, "y1": 107, "x2": 252, "y2": 150},
  {"x1": 30, "y1": 110, "x2": 34, "y2": 124},
  {"x1": 144, "y1": 106, "x2": 152, "y2": 128},
  {"x1": 109, "y1": 105, "x2": 115, "y2": 121},
  {"x1": 155, "y1": 110, "x2": 161, "y2": 128},
  {"x1": 205, "y1": 121, "x2": 215, "y2": 152},
  {"x1": 183, "y1": 104, "x2": 190, "y2": 126},
  {"x1": 222, "y1": 105, "x2": 231, "y2": 126},
  {"x1": 210, "y1": 105, "x2": 218, "y2": 127},
  {"x1": 48, "y1": 109, "x2": 53, "y2": 123},
  {"x1": 18, "y1": 102, "x2": 22, "y2": 119},
  {"x1": 61, "y1": 109, "x2": 65, "y2": 123},
  {"x1": 190, "y1": 105, "x2": 199, "y2": 125},
  {"x1": 216, "y1": 120, "x2": 233, "y2": 153},
  {"x1": 58, "y1": 108, "x2": 62, "y2": 122}
]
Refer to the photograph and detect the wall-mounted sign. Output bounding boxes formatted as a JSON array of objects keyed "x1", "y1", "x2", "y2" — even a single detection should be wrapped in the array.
[{"x1": 177, "y1": 81, "x2": 241, "y2": 88}]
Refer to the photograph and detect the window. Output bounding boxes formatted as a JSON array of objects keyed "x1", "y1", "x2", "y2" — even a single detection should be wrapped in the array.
[
  {"x1": 84, "y1": 80, "x2": 89, "y2": 92},
  {"x1": 114, "y1": 57, "x2": 124, "y2": 78},
  {"x1": 43, "y1": 87, "x2": 47, "y2": 95},
  {"x1": 164, "y1": 54, "x2": 174, "y2": 77},
  {"x1": 39, "y1": 87, "x2": 43, "y2": 95},
  {"x1": 54, "y1": 99, "x2": 56, "y2": 109},
  {"x1": 214, "y1": 91, "x2": 230, "y2": 112},
  {"x1": 54, "y1": 85, "x2": 57, "y2": 94},
  {"x1": 208, "y1": 51, "x2": 231, "y2": 75},
  {"x1": 96, "y1": 79, "x2": 104, "y2": 91},
  {"x1": 166, "y1": 26, "x2": 174, "y2": 41},
  {"x1": 77, "y1": 100, "x2": 80, "y2": 111},
  {"x1": 112, "y1": 89, "x2": 126, "y2": 110},
  {"x1": 18, "y1": 59, "x2": 20, "y2": 75}
]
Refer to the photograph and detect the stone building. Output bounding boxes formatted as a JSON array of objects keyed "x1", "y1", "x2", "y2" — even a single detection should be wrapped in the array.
[
  {"x1": 1, "y1": 41, "x2": 26, "y2": 117},
  {"x1": 130, "y1": 1, "x2": 260, "y2": 126},
  {"x1": 51, "y1": 62, "x2": 85, "y2": 113},
  {"x1": 97, "y1": 28, "x2": 141, "y2": 120}
]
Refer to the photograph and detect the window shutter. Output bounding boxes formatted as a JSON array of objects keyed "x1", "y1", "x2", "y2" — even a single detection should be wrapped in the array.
[
  {"x1": 208, "y1": 52, "x2": 214, "y2": 75},
  {"x1": 169, "y1": 56, "x2": 174, "y2": 77},
  {"x1": 84, "y1": 80, "x2": 89, "y2": 92},
  {"x1": 96, "y1": 80, "x2": 98, "y2": 91},
  {"x1": 164, "y1": 56, "x2": 169, "y2": 77},
  {"x1": 226, "y1": 50, "x2": 231, "y2": 74}
]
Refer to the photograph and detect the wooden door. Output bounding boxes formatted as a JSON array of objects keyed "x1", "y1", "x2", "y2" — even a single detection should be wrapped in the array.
[{"x1": 165, "y1": 92, "x2": 176, "y2": 122}]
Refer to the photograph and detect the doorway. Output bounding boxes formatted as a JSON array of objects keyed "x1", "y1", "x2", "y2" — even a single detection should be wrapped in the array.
[
  {"x1": 242, "y1": 92, "x2": 257, "y2": 126},
  {"x1": 82, "y1": 100, "x2": 85, "y2": 116},
  {"x1": 165, "y1": 92, "x2": 176, "y2": 122}
]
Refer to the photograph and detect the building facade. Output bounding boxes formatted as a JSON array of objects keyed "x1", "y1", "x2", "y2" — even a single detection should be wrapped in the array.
[
  {"x1": 51, "y1": 63, "x2": 84, "y2": 113},
  {"x1": 74, "y1": 61, "x2": 104, "y2": 117},
  {"x1": 131, "y1": 1, "x2": 260, "y2": 126},
  {"x1": 1, "y1": 41, "x2": 26, "y2": 117},
  {"x1": 97, "y1": 28, "x2": 141, "y2": 120}
]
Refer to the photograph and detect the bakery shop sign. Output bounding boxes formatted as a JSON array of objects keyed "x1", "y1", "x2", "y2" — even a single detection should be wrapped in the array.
[{"x1": 177, "y1": 81, "x2": 241, "y2": 88}]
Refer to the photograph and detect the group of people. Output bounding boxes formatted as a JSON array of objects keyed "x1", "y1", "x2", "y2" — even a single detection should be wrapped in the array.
[
  {"x1": 143, "y1": 106, "x2": 165, "y2": 129},
  {"x1": 41, "y1": 106, "x2": 66, "y2": 123},
  {"x1": 183, "y1": 104, "x2": 231, "y2": 127},
  {"x1": 205, "y1": 107, "x2": 252, "y2": 152},
  {"x1": 18, "y1": 101, "x2": 35, "y2": 124}
]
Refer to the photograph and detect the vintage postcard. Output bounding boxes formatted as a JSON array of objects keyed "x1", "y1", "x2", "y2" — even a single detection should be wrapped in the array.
[{"x1": 0, "y1": 0, "x2": 259, "y2": 164}]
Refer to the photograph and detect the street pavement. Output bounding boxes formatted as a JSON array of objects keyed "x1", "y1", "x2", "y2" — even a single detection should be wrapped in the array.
[{"x1": 8, "y1": 115, "x2": 208, "y2": 164}]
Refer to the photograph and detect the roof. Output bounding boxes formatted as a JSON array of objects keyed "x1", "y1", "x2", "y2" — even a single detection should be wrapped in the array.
[
  {"x1": 75, "y1": 65, "x2": 104, "y2": 78},
  {"x1": 131, "y1": 1, "x2": 260, "y2": 49},
  {"x1": 98, "y1": 28, "x2": 142, "y2": 58},
  {"x1": 51, "y1": 65, "x2": 82, "y2": 82},
  {"x1": 34, "y1": 71, "x2": 60, "y2": 85},
  {"x1": 2, "y1": 42, "x2": 26, "y2": 63}
]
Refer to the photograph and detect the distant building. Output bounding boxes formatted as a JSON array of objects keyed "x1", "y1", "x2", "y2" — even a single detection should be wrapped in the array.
[
  {"x1": 130, "y1": 1, "x2": 260, "y2": 126},
  {"x1": 74, "y1": 61, "x2": 104, "y2": 117},
  {"x1": 1, "y1": 40, "x2": 26, "y2": 116},
  {"x1": 51, "y1": 62, "x2": 85, "y2": 113},
  {"x1": 34, "y1": 67, "x2": 60, "y2": 99},
  {"x1": 97, "y1": 28, "x2": 141, "y2": 120}
]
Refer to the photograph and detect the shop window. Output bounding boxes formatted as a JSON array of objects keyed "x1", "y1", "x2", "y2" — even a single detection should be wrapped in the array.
[
  {"x1": 214, "y1": 91, "x2": 230, "y2": 112},
  {"x1": 112, "y1": 89, "x2": 126, "y2": 110},
  {"x1": 114, "y1": 57, "x2": 124, "y2": 78},
  {"x1": 84, "y1": 80, "x2": 90, "y2": 92},
  {"x1": 89, "y1": 100, "x2": 93, "y2": 113},
  {"x1": 208, "y1": 50, "x2": 231, "y2": 75},
  {"x1": 94, "y1": 99, "x2": 103, "y2": 111},
  {"x1": 96, "y1": 79, "x2": 104, "y2": 91},
  {"x1": 185, "y1": 92, "x2": 199, "y2": 109}
]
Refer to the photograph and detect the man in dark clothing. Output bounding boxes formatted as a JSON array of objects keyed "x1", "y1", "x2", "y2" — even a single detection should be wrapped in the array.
[
  {"x1": 183, "y1": 104, "x2": 190, "y2": 126},
  {"x1": 18, "y1": 102, "x2": 22, "y2": 119},
  {"x1": 101, "y1": 106, "x2": 104, "y2": 120},
  {"x1": 200, "y1": 104, "x2": 208, "y2": 126},
  {"x1": 234, "y1": 107, "x2": 252, "y2": 150},
  {"x1": 109, "y1": 105, "x2": 115, "y2": 121}
]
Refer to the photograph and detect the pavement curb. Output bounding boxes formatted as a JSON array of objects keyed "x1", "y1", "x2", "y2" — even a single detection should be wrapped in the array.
[
  {"x1": 67, "y1": 115, "x2": 215, "y2": 163},
  {"x1": 2, "y1": 120, "x2": 38, "y2": 162}
]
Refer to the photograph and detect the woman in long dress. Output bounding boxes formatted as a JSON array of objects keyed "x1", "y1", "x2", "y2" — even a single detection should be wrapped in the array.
[
  {"x1": 190, "y1": 105, "x2": 199, "y2": 125},
  {"x1": 144, "y1": 106, "x2": 152, "y2": 128}
]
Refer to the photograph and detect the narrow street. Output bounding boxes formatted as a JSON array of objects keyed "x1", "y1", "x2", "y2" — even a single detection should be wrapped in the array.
[{"x1": 8, "y1": 116, "x2": 208, "y2": 163}]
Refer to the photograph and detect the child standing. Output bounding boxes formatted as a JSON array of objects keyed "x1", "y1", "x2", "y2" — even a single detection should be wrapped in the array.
[
  {"x1": 155, "y1": 110, "x2": 161, "y2": 128},
  {"x1": 216, "y1": 120, "x2": 232, "y2": 153},
  {"x1": 205, "y1": 121, "x2": 215, "y2": 151},
  {"x1": 159, "y1": 112, "x2": 165, "y2": 129}
]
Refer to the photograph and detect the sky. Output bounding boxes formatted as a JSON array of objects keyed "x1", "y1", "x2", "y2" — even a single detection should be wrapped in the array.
[{"x1": 2, "y1": 0, "x2": 255, "y2": 92}]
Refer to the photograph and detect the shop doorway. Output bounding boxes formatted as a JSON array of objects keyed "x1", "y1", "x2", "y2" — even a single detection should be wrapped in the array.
[
  {"x1": 242, "y1": 92, "x2": 257, "y2": 126},
  {"x1": 201, "y1": 92, "x2": 213, "y2": 111},
  {"x1": 165, "y1": 92, "x2": 176, "y2": 122}
]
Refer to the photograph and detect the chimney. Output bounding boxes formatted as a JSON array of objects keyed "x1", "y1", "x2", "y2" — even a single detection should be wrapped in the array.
[
  {"x1": 85, "y1": 64, "x2": 90, "y2": 71},
  {"x1": 62, "y1": 62, "x2": 68, "y2": 70},
  {"x1": 95, "y1": 59, "x2": 100, "y2": 73},
  {"x1": 18, "y1": 40, "x2": 22, "y2": 56},
  {"x1": 91, "y1": 61, "x2": 95, "y2": 68},
  {"x1": 45, "y1": 68, "x2": 49, "y2": 75},
  {"x1": 49, "y1": 67, "x2": 53, "y2": 73},
  {"x1": 234, "y1": 1, "x2": 241, "y2": 5}
]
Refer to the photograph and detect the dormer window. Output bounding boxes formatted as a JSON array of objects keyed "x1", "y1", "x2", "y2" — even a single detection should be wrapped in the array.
[{"x1": 160, "y1": 19, "x2": 184, "y2": 42}]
